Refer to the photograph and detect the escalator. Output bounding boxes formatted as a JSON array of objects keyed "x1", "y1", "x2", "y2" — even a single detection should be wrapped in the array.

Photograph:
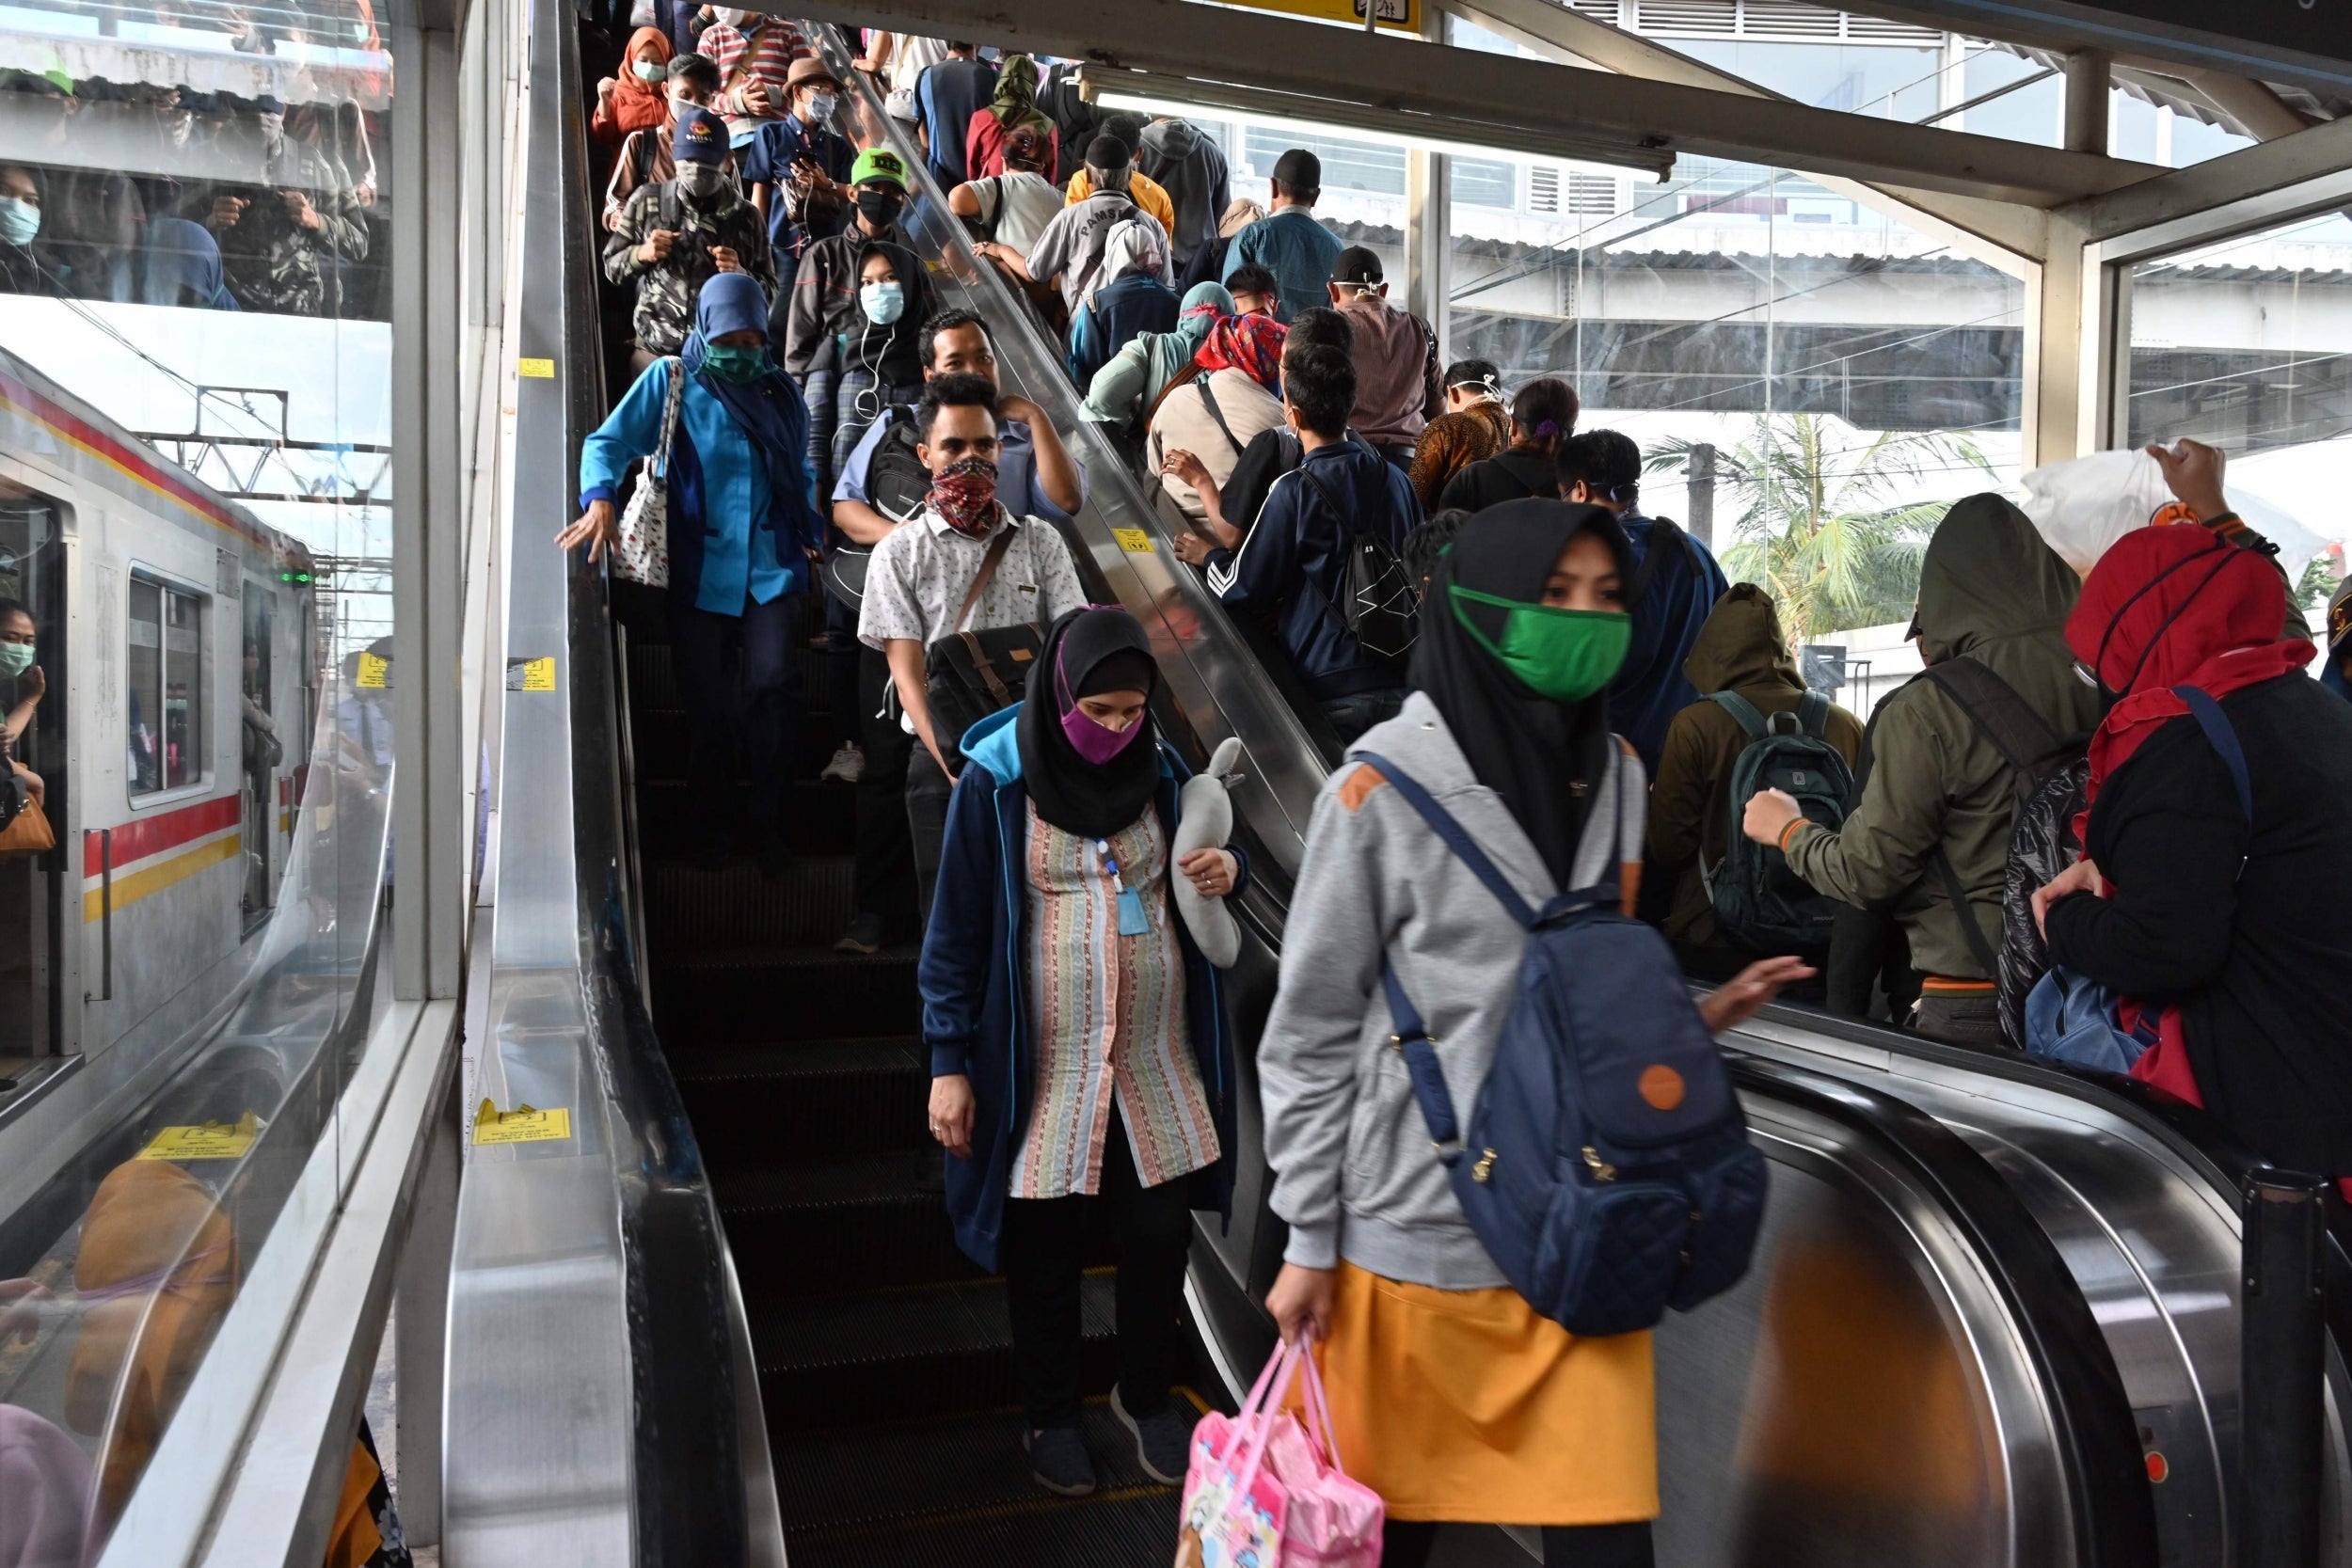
[{"x1": 548, "y1": 14, "x2": 2352, "y2": 1564}]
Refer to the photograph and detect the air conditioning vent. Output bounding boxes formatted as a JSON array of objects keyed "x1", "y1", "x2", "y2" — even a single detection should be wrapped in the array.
[
  {"x1": 1568, "y1": 0, "x2": 1620, "y2": 19},
  {"x1": 1740, "y1": 1, "x2": 1842, "y2": 37},
  {"x1": 1529, "y1": 165, "x2": 1561, "y2": 214},
  {"x1": 1566, "y1": 173, "x2": 1617, "y2": 215},
  {"x1": 1633, "y1": 0, "x2": 1739, "y2": 35},
  {"x1": 1843, "y1": 10, "x2": 1944, "y2": 40}
]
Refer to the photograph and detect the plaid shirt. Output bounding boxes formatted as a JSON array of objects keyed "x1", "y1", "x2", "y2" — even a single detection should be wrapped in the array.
[{"x1": 699, "y1": 18, "x2": 809, "y2": 127}]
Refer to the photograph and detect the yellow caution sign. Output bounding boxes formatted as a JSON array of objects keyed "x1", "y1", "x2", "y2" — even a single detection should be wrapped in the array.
[
  {"x1": 474, "y1": 1099, "x2": 572, "y2": 1146},
  {"x1": 138, "y1": 1113, "x2": 260, "y2": 1163},
  {"x1": 1112, "y1": 528, "x2": 1155, "y2": 554},
  {"x1": 355, "y1": 651, "x2": 390, "y2": 690},
  {"x1": 505, "y1": 656, "x2": 557, "y2": 692},
  {"x1": 516, "y1": 356, "x2": 556, "y2": 379},
  {"x1": 1225, "y1": 0, "x2": 1419, "y2": 32}
]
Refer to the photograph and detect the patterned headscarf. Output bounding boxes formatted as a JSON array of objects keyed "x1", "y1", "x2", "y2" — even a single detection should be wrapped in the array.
[
  {"x1": 986, "y1": 54, "x2": 1055, "y2": 135},
  {"x1": 1194, "y1": 309, "x2": 1287, "y2": 394}
]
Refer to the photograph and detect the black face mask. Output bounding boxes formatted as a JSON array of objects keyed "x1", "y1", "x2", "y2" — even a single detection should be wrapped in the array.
[{"x1": 855, "y1": 187, "x2": 904, "y2": 229}]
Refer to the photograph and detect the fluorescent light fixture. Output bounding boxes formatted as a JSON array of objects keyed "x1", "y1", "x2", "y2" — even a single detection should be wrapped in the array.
[{"x1": 1087, "y1": 74, "x2": 1673, "y2": 182}]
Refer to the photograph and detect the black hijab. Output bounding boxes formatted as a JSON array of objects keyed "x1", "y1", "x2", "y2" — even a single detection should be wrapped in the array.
[
  {"x1": 846, "y1": 237, "x2": 934, "y2": 387},
  {"x1": 1409, "y1": 499, "x2": 1633, "y2": 888},
  {"x1": 1017, "y1": 608, "x2": 1163, "y2": 838}
]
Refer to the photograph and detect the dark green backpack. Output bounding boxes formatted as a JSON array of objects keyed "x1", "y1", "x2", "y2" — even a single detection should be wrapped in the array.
[{"x1": 1706, "y1": 690, "x2": 1853, "y2": 953}]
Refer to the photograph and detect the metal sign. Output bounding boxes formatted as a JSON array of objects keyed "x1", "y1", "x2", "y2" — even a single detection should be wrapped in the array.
[{"x1": 1221, "y1": 0, "x2": 1421, "y2": 35}]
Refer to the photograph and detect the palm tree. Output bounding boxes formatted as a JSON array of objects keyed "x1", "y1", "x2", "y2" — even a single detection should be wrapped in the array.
[{"x1": 1647, "y1": 413, "x2": 1995, "y2": 644}]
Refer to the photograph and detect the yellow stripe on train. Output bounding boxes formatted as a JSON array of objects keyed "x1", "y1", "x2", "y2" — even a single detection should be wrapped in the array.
[{"x1": 83, "y1": 834, "x2": 242, "y2": 923}]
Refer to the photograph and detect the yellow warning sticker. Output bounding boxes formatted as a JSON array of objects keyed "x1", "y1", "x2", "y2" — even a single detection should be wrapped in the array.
[
  {"x1": 516, "y1": 356, "x2": 555, "y2": 379},
  {"x1": 138, "y1": 1113, "x2": 259, "y2": 1163},
  {"x1": 505, "y1": 656, "x2": 557, "y2": 692},
  {"x1": 355, "y1": 650, "x2": 390, "y2": 690},
  {"x1": 473, "y1": 1099, "x2": 572, "y2": 1146},
  {"x1": 1112, "y1": 528, "x2": 1154, "y2": 554}
]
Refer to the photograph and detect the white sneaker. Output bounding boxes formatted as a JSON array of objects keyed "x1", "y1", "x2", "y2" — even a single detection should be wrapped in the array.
[{"x1": 820, "y1": 743, "x2": 865, "y2": 784}]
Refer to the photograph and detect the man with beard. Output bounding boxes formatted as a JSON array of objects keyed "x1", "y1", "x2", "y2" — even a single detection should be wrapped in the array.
[{"x1": 603, "y1": 106, "x2": 774, "y2": 367}]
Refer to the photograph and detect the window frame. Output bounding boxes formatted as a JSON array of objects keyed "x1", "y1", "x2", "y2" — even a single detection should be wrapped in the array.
[{"x1": 124, "y1": 564, "x2": 213, "y2": 808}]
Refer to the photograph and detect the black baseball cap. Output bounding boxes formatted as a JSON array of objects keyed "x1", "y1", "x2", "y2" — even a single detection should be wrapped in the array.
[
  {"x1": 1270, "y1": 149, "x2": 1321, "y2": 190},
  {"x1": 1330, "y1": 245, "x2": 1384, "y2": 286}
]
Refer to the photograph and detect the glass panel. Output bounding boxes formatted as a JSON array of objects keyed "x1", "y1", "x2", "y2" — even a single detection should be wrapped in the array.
[
  {"x1": 164, "y1": 585, "x2": 202, "y2": 788},
  {"x1": 2127, "y1": 210, "x2": 2352, "y2": 626},
  {"x1": 1449, "y1": 152, "x2": 2025, "y2": 702},
  {"x1": 0, "y1": 480, "x2": 66, "y2": 1063},
  {"x1": 1241, "y1": 127, "x2": 1405, "y2": 198},
  {"x1": 128, "y1": 577, "x2": 164, "y2": 795},
  {"x1": 241, "y1": 586, "x2": 276, "y2": 917}
]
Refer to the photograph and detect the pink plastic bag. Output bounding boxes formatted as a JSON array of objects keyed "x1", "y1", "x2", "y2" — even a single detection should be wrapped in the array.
[{"x1": 1176, "y1": 1334, "x2": 1384, "y2": 1568}]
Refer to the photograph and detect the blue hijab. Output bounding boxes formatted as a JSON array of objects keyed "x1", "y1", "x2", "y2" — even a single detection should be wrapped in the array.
[
  {"x1": 1608, "y1": 512, "x2": 1731, "y2": 774},
  {"x1": 140, "y1": 217, "x2": 239, "y2": 310},
  {"x1": 682, "y1": 273, "x2": 820, "y2": 560}
]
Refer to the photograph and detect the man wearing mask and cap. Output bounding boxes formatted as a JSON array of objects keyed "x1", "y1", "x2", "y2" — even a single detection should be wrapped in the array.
[
  {"x1": 697, "y1": 7, "x2": 810, "y2": 143},
  {"x1": 1325, "y1": 245, "x2": 1440, "y2": 472},
  {"x1": 1223, "y1": 148, "x2": 1341, "y2": 324},
  {"x1": 603, "y1": 53, "x2": 722, "y2": 232},
  {"x1": 742, "y1": 56, "x2": 855, "y2": 294},
  {"x1": 783, "y1": 146, "x2": 914, "y2": 372},
  {"x1": 1009, "y1": 133, "x2": 1172, "y2": 316},
  {"x1": 604, "y1": 105, "x2": 774, "y2": 367}
]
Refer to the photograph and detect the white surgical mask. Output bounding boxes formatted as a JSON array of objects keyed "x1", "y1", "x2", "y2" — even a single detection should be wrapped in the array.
[
  {"x1": 711, "y1": 8, "x2": 749, "y2": 24},
  {"x1": 633, "y1": 58, "x2": 666, "y2": 83},
  {"x1": 676, "y1": 162, "x2": 727, "y2": 198},
  {"x1": 805, "y1": 91, "x2": 836, "y2": 122},
  {"x1": 859, "y1": 279, "x2": 904, "y2": 325},
  {"x1": 0, "y1": 197, "x2": 37, "y2": 247}
]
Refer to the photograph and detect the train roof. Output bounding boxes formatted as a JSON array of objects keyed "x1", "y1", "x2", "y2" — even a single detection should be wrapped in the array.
[{"x1": 0, "y1": 341, "x2": 313, "y2": 573}]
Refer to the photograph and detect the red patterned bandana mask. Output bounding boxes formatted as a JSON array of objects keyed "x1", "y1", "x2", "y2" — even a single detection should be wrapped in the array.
[{"x1": 929, "y1": 455, "x2": 1001, "y2": 539}]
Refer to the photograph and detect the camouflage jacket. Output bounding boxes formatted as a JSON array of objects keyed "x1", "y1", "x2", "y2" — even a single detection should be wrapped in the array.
[
  {"x1": 217, "y1": 185, "x2": 372, "y2": 317},
  {"x1": 602, "y1": 180, "x2": 777, "y2": 355}
]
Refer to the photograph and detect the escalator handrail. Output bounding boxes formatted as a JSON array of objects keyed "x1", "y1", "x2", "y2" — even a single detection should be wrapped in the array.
[{"x1": 1731, "y1": 1054, "x2": 2160, "y2": 1568}]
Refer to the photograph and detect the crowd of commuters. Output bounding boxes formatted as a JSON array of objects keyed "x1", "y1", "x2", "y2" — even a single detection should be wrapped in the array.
[
  {"x1": 0, "y1": 73, "x2": 386, "y2": 318},
  {"x1": 553, "y1": 21, "x2": 2352, "y2": 1562}
]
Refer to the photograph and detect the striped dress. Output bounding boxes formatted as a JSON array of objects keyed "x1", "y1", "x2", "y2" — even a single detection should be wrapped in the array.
[{"x1": 1010, "y1": 801, "x2": 1221, "y2": 1199}]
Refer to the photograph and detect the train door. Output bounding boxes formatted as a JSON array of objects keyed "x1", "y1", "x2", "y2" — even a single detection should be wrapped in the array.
[
  {"x1": 241, "y1": 586, "x2": 282, "y2": 921},
  {"x1": 0, "y1": 478, "x2": 69, "y2": 1063}
]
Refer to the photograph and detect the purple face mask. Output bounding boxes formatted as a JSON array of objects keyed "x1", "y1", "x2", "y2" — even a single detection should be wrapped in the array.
[{"x1": 1057, "y1": 645, "x2": 1147, "y2": 765}]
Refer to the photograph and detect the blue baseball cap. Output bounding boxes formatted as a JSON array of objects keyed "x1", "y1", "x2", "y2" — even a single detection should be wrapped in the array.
[{"x1": 673, "y1": 106, "x2": 728, "y2": 165}]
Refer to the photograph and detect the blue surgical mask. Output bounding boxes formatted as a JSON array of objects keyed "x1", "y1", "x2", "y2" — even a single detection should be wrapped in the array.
[
  {"x1": 860, "y1": 279, "x2": 904, "y2": 325},
  {"x1": 0, "y1": 197, "x2": 37, "y2": 248},
  {"x1": 632, "y1": 58, "x2": 666, "y2": 83}
]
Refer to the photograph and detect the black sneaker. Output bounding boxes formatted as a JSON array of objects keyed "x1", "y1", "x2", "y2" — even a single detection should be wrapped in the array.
[
  {"x1": 834, "y1": 911, "x2": 887, "y2": 955},
  {"x1": 1024, "y1": 1424, "x2": 1096, "y2": 1497},
  {"x1": 1111, "y1": 1386, "x2": 1192, "y2": 1485}
]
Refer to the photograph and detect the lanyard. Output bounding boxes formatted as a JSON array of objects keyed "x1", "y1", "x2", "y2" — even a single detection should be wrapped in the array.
[{"x1": 1095, "y1": 836, "x2": 1150, "y2": 937}]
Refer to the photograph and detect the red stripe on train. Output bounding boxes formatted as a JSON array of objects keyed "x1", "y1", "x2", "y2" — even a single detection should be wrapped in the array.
[
  {"x1": 84, "y1": 796, "x2": 244, "y2": 878},
  {"x1": 0, "y1": 368, "x2": 261, "y2": 547}
]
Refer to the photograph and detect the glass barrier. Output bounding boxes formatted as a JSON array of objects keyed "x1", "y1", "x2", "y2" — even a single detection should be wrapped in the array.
[
  {"x1": 0, "y1": 0, "x2": 401, "y2": 1552},
  {"x1": 2127, "y1": 211, "x2": 2352, "y2": 625}
]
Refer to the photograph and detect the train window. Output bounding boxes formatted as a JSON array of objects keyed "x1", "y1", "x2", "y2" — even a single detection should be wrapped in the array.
[
  {"x1": 241, "y1": 591, "x2": 278, "y2": 918},
  {"x1": 1, "y1": 478, "x2": 66, "y2": 1061},
  {"x1": 127, "y1": 575, "x2": 206, "y2": 798}
]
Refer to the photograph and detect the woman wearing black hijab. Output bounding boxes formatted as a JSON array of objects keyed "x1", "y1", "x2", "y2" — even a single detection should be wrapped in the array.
[
  {"x1": 1254, "y1": 501, "x2": 1806, "y2": 1568},
  {"x1": 917, "y1": 607, "x2": 1248, "y2": 1498}
]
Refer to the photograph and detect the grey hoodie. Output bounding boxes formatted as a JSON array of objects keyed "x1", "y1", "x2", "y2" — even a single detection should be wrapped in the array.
[
  {"x1": 1138, "y1": 118, "x2": 1231, "y2": 267},
  {"x1": 1258, "y1": 692, "x2": 1646, "y2": 1290}
]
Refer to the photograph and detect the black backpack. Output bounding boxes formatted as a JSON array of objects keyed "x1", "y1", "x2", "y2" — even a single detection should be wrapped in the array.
[
  {"x1": 1704, "y1": 690, "x2": 1853, "y2": 953},
  {"x1": 1918, "y1": 657, "x2": 2090, "y2": 1046},
  {"x1": 1295, "y1": 465, "x2": 1419, "y2": 667}
]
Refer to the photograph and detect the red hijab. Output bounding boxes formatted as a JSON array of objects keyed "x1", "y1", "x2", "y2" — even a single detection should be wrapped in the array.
[
  {"x1": 604, "y1": 27, "x2": 675, "y2": 138},
  {"x1": 2066, "y1": 524, "x2": 2311, "y2": 819},
  {"x1": 1194, "y1": 310, "x2": 1287, "y2": 394}
]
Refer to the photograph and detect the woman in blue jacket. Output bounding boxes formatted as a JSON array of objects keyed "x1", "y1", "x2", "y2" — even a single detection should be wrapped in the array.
[
  {"x1": 921, "y1": 608, "x2": 1246, "y2": 1500},
  {"x1": 563, "y1": 272, "x2": 823, "y2": 873}
]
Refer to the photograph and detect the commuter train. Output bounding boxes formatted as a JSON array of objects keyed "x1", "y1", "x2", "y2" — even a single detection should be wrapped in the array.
[{"x1": 0, "y1": 344, "x2": 317, "y2": 1065}]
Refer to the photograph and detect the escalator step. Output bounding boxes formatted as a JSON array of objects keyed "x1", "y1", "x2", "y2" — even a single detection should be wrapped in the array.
[
  {"x1": 644, "y1": 853, "x2": 856, "y2": 946},
  {"x1": 715, "y1": 1150, "x2": 978, "y2": 1295},
  {"x1": 626, "y1": 640, "x2": 832, "y2": 717},
  {"x1": 674, "y1": 1038, "x2": 929, "y2": 1162},
  {"x1": 630, "y1": 710, "x2": 840, "y2": 784},
  {"x1": 633, "y1": 779, "x2": 857, "y2": 856},
  {"x1": 751, "y1": 1274, "x2": 1116, "y2": 1430},
  {"x1": 653, "y1": 949, "x2": 920, "y2": 1042},
  {"x1": 785, "y1": 1488, "x2": 1182, "y2": 1568},
  {"x1": 769, "y1": 1396, "x2": 1190, "y2": 1534}
]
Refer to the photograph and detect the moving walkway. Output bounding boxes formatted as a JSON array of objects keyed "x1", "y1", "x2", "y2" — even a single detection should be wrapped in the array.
[{"x1": 443, "y1": 6, "x2": 2352, "y2": 1561}]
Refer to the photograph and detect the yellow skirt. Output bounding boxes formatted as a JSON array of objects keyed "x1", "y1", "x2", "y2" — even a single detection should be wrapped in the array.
[{"x1": 1294, "y1": 1261, "x2": 1658, "y2": 1526}]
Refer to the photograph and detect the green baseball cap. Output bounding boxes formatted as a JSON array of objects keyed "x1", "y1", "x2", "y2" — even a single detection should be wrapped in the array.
[{"x1": 850, "y1": 147, "x2": 909, "y2": 189}]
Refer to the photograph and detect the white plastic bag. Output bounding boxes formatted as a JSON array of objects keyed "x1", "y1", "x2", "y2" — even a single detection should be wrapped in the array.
[{"x1": 2018, "y1": 449, "x2": 2170, "y2": 576}]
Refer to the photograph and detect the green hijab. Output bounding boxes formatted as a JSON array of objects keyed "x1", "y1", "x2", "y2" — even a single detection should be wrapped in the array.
[{"x1": 987, "y1": 55, "x2": 1055, "y2": 135}]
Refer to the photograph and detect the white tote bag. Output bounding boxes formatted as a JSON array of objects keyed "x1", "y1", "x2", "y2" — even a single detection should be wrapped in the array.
[{"x1": 614, "y1": 356, "x2": 683, "y2": 588}]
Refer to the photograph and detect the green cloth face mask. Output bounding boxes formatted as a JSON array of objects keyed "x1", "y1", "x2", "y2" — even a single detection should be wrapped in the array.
[
  {"x1": 1450, "y1": 585, "x2": 1629, "y2": 702},
  {"x1": 0, "y1": 642, "x2": 30, "y2": 678},
  {"x1": 700, "y1": 343, "x2": 764, "y2": 384}
]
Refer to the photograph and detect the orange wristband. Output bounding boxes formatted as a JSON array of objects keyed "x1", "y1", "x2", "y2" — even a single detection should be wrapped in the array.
[{"x1": 1777, "y1": 816, "x2": 1806, "y2": 853}]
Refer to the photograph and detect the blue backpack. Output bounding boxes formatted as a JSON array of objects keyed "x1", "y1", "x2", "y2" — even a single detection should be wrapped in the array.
[{"x1": 1358, "y1": 753, "x2": 1769, "y2": 1337}]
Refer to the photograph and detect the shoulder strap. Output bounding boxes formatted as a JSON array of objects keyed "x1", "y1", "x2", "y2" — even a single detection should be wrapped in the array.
[
  {"x1": 1920, "y1": 657, "x2": 2063, "y2": 777},
  {"x1": 952, "y1": 521, "x2": 1021, "y2": 633},
  {"x1": 659, "y1": 179, "x2": 679, "y2": 236},
  {"x1": 653, "y1": 356, "x2": 685, "y2": 475},
  {"x1": 1797, "y1": 689, "x2": 1830, "y2": 738},
  {"x1": 2173, "y1": 685, "x2": 2253, "y2": 821},
  {"x1": 1707, "y1": 689, "x2": 1768, "y2": 740},
  {"x1": 1291, "y1": 463, "x2": 1360, "y2": 632},
  {"x1": 1626, "y1": 516, "x2": 1683, "y2": 610},
  {"x1": 1192, "y1": 375, "x2": 1247, "y2": 462},
  {"x1": 1353, "y1": 752, "x2": 1537, "y2": 928},
  {"x1": 1141, "y1": 362, "x2": 1204, "y2": 431},
  {"x1": 1930, "y1": 846, "x2": 2002, "y2": 980}
]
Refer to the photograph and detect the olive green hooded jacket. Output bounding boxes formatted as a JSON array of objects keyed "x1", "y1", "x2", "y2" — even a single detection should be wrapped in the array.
[
  {"x1": 1646, "y1": 583, "x2": 1863, "y2": 949},
  {"x1": 1781, "y1": 495, "x2": 2107, "y2": 980}
]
